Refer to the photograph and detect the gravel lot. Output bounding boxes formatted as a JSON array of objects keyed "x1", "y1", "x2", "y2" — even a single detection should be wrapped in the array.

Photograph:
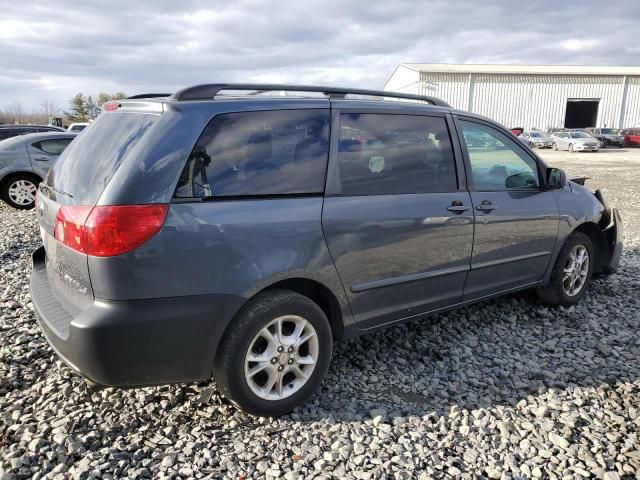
[{"x1": 1, "y1": 149, "x2": 639, "y2": 480}]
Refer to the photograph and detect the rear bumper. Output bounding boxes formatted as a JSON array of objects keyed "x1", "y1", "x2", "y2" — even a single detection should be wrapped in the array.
[
  {"x1": 30, "y1": 246, "x2": 246, "y2": 387},
  {"x1": 602, "y1": 208, "x2": 623, "y2": 275}
]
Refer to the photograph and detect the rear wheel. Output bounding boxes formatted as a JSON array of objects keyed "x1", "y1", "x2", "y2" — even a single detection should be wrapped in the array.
[
  {"x1": 1, "y1": 175, "x2": 39, "y2": 209},
  {"x1": 537, "y1": 232, "x2": 594, "y2": 306},
  {"x1": 214, "y1": 289, "x2": 332, "y2": 416}
]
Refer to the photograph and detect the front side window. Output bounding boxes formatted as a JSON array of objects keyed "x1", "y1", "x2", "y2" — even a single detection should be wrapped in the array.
[
  {"x1": 33, "y1": 138, "x2": 73, "y2": 155},
  {"x1": 460, "y1": 120, "x2": 539, "y2": 191},
  {"x1": 175, "y1": 109, "x2": 329, "y2": 198},
  {"x1": 336, "y1": 114, "x2": 457, "y2": 196}
]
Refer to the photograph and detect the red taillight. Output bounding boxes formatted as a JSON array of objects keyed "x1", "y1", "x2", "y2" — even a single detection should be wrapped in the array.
[
  {"x1": 54, "y1": 205, "x2": 168, "y2": 256},
  {"x1": 54, "y1": 205, "x2": 93, "y2": 253},
  {"x1": 103, "y1": 101, "x2": 120, "y2": 111}
]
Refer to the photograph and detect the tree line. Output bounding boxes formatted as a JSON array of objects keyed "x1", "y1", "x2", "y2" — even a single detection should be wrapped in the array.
[{"x1": 0, "y1": 92, "x2": 128, "y2": 125}]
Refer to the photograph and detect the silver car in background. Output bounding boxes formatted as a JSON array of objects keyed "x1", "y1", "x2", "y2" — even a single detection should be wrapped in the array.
[
  {"x1": 521, "y1": 131, "x2": 553, "y2": 148},
  {"x1": 551, "y1": 131, "x2": 599, "y2": 152},
  {"x1": 0, "y1": 132, "x2": 76, "y2": 209}
]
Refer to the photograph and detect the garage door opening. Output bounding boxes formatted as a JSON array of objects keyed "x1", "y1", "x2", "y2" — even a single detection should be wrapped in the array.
[{"x1": 564, "y1": 99, "x2": 599, "y2": 128}]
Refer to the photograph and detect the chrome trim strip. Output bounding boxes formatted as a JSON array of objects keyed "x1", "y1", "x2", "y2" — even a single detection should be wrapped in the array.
[{"x1": 351, "y1": 265, "x2": 470, "y2": 293}]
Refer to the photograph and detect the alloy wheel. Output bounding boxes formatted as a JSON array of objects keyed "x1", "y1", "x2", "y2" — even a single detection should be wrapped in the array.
[
  {"x1": 244, "y1": 315, "x2": 319, "y2": 401},
  {"x1": 562, "y1": 245, "x2": 589, "y2": 297},
  {"x1": 8, "y1": 179, "x2": 37, "y2": 206}
]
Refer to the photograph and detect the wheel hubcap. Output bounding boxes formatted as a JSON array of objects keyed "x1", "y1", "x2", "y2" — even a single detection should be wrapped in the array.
[
  {"x1": 8, "y1": 179, "x2": 36, "y2": 205},
  {"x1": 244, "y1": 315, "x2": 319, "y2": 401},
  {"x1": 562, "y1": 245, "x2": 589, "y2": 296}
]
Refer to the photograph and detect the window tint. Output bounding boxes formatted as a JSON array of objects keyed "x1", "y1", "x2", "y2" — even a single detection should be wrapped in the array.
[
  {"x1": 336, "y1": 114, "x2": 457, "y2": 196},
  {"x1": 175, "y1": 109, "x2": 329, "y2": 198},
  {"x1": 33, "y1": 138, "x2": 73, "y2": 155},
  {"x1": 47, "y1": 112, "x2": 157, "y2": 205},
  {"x1": 460, "y1": 120, "x2": 539, "y2": 190}
]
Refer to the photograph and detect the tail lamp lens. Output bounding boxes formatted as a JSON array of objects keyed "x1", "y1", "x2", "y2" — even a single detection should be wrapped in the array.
[{"x1": 54, "y1": 204, "x2": 168, "y2": 256}]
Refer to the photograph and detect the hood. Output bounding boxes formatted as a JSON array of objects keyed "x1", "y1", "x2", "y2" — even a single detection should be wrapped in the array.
[{"x1": 573, "y1": 137, "x2": 598, "y2": 144}]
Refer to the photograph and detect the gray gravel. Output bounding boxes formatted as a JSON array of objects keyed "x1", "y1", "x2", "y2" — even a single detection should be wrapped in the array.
[{"x1": 1, "y1": 149, "x2": 640, "y2": 479}]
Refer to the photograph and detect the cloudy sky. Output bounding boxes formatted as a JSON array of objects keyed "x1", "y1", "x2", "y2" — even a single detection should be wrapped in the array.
[{"x1": 1, "y1": 0, "x2": 638, "y2": 111}]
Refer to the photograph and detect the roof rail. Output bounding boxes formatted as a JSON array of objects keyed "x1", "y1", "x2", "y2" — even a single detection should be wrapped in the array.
[
  {"x1": 126, "y1": 93, "x2": 171, "y2": 99},
  {"x1": 171, "y1": 83, "x2": 451, "y2": 107}
]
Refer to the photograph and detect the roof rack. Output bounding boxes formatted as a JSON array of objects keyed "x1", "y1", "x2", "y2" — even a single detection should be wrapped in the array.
[
  {"x1": 171, "y1": 83, "x2": 451, "y2": 107},
  {"x1": 127, "y1": 93, "x2": 171, "y2": 99}
]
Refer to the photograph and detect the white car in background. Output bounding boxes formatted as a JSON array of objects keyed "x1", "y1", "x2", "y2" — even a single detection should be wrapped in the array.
[
  {"x1": 520, "y1": 131, "x2": 554, "y2": 149},
  {"x1": 551, "y1": 131, "x2": 599, "y2": 152},
  {"x1": 67, "y1": 122, "x2": 90, "y2": 132}
]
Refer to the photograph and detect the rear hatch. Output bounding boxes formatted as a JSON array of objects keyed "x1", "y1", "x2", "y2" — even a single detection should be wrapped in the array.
[{"x1": 36, "y1": 110, "x2": 160, "y2": 316}]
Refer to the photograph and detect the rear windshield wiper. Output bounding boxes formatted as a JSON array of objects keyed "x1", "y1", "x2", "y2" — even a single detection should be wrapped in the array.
[{"x1": 41, "y1": 184, "x2": 74, "y2": 198}]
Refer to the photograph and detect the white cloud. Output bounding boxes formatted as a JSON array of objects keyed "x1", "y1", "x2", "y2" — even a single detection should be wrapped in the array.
[{"x1": 0, "y1": 0, "x2": 637, "y2": 111}]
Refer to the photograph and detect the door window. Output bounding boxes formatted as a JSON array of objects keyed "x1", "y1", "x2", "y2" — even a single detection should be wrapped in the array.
[
  {"x1": 33, "y1": 138, "x2": 74, "y2": 155},
  {"x1": 459, "y1": 120, "x2": 539, "y2": 191},
  {"x1": 337, "y1": 114, "x2": 457, "y2": 195},
  {"x1": 175, "y1": 109, "x2": 329, "y2": 198}
]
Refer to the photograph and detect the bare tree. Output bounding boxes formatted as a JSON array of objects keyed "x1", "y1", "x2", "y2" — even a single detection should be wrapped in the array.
[
  {"x1": 40, "y1": 99, "x2": 60, "y2": 118},
  {"x1": 5, "y1": 102, "x2": 24, "y2": 124}
]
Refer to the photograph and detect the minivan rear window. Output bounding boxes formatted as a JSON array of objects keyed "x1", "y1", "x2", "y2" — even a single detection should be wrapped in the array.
[
  {"x1": 175, "y1": 109, "x2": 329, "y2": 198},
  {"x1": 46, "y1": 112, "x2": 157, "y2": 205}
]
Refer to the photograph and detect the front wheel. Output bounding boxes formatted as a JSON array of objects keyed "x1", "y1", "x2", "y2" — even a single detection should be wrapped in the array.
[
  {"x1": 537, "y1": 232, "x2": 594, "y2": 306},
  {"x1": 2, "y1": 175, "x2": 39, "y2": 209},
  {"x1": 214, "y1": 290, "x2": 333, "y2": 416},
  {"x1": 553, "y1": 142, "x2": 558, "y2": 151},
  {"x1": 569, "y1": 143, "x2": 575, "y2": 152}
]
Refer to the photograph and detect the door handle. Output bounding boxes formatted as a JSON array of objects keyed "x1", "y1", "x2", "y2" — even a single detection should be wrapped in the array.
[
  {"x1": 476, "y1": 201, "x2": 497, "y2": 212},
  {"x1": 33, "y1": 157, "x2": 50, "y2": 162},
  {"x1": 447, "y1": 205, "x2": 471, "y2": 213}
]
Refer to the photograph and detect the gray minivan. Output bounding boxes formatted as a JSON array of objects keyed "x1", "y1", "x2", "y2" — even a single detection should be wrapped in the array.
[{"x1": 31, "y1": 84, "x2": 622, "y2": 416}]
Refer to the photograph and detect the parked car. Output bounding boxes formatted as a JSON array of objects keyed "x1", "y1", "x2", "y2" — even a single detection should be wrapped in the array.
[
  {"x1": 67, "y1": 122, "x2": 90, "y2": 132},
  {"x1": 0, "y1": 125, "x2": 65, "y2": 142},
  {"x1": 31, "y1": 84, "x2": 622, "y2": 416},
  {"x1": 622, "y1": 128, "x2": 640, "y2": 146},
  {"x1": 520, "y1": 131, "x2": 553, "y2": 149},
  {"x1": 0, "y1": 132, "x2": 76, "y2": 209},
  {"x1": 587, "y1": 128, "x2": 625, "y2": 148},
  {"x1": 551, "y1": 131, "x2": 599, "y2": 152}
]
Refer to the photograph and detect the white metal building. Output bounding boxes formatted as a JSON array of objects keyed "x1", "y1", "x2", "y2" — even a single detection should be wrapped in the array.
[{"x1": 384, "y1": 64, "x2": 640, "y2": 130}]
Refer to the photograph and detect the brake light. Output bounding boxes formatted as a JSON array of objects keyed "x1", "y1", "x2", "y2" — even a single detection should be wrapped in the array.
[
  {"x1": 103, "y1": 101, "x2": 120, "y2": 111},
  {"x1": 54, "y1": 205, "x2": 168, "y2": 256}
]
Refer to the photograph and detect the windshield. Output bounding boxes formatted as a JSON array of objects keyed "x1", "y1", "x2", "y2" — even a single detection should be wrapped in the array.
[
  {"x1": 601, "y1": 128, "x2": 620, "y2": 135},
  {"x1": 570, "y1": 132, "x2": 590, "y2": 139},
  {"x1": 530, "y1": 132, "x2": 543, "y2": 137}
]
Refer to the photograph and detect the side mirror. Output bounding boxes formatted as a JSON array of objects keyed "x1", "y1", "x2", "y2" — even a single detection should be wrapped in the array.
[{"x1": 546, "y1": 167, "x2": 566, "y2": 189}]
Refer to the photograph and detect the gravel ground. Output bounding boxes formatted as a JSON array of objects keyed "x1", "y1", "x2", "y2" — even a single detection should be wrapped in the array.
[{"x1": 1, "y1": 149, "x2": 639, "y2": 480}]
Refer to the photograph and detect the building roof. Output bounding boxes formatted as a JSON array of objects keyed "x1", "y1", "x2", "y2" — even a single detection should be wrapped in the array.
[{"x1": 399, "y1": 63, "x2": 640, "y2": 76}]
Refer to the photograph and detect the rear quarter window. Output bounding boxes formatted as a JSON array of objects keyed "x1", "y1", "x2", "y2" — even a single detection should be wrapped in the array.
[
  {"x1": 46, "y1": 112, "x2": 157, "y2": 205},
  {"x1": 175, "y1": 109, "x2": 330, "y2": 198}
]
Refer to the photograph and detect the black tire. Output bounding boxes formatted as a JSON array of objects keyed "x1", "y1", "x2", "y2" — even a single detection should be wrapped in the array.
[
  {"x1": 537, "y1": 232, "x2": 594, "y2": 306},
  {"x1": 1, "y1": 174, "x2": 39, "y2": 209},
  {"x1": 552, "y1": 142, "x2": 558, "y2": 151},
  {"x1": 569, "y1": 143, "x2": 575, "y2": 152},
  {"x1": 214, "y1": 289, "x2": 333, "y2": 416}
]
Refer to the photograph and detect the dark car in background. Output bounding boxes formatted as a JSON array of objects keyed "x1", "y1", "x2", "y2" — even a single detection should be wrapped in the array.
[
  {"x1": 31, "y1": 84, "x2": 622, "y2": 416},
  {"x1": 587, "y1": 128, "x2": 625, "y2": 148},
  {"x1": 0, "y1": 132, "x2": 76, "y2": 208},
  {"x1": 0, "y1": 125, "x2": 65, "y2": 142}
]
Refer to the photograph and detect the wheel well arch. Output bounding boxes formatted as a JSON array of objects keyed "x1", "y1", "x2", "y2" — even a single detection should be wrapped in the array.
[
  {"x1": 572, "y1": 221, "x2": 608, "y2": 273},
  {"x1": 1, "y1": 171, "x2": 42, "y2": 187},
  {"x1": 258, "y1": 278, "x2": 345, "y2": 341}
]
